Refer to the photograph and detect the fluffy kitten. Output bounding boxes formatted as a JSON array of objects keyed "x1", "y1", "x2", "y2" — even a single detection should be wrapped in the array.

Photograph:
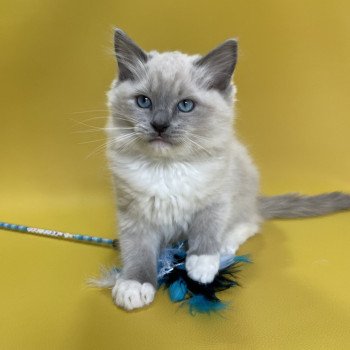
[{"x1": 105, "y1": 29, "x2": 350, "y2": 311}]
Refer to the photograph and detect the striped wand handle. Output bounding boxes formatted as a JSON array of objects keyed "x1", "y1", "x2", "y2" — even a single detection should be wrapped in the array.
[{"x1": 0, "y1": 221, "x2": 118, "y2": 247}]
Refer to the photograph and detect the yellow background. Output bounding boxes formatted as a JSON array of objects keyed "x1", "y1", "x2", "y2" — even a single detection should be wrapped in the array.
[{"x1": 1, "y1": 0, "x2": 350, "y2": 349}]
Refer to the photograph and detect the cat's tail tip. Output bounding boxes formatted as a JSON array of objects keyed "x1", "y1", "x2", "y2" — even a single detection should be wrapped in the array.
[
  {"x1": 259, "y1": 191, "x2": 350, "y2": 220},
  {"x1": 86, "y1": 266, "x2": 120, "y2": 288}
]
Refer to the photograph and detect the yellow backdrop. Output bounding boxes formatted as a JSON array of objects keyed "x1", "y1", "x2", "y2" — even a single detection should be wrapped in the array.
[{"x1": 0, "y1": 0, "x2": 349, "y2": 349}]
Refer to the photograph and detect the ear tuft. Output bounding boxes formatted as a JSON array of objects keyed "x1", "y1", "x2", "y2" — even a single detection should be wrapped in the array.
[
  {"x1": 195, "y1": 39, "x2": 238, "y2": 91},
  {"x1": 114, "y1": 28, "x2": 148, "y2": 81}
]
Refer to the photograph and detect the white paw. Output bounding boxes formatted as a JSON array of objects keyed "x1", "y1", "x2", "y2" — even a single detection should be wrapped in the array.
[
  {"x1": 112, "y1": 278, "x2": 156, "y2": 311},
  {"x1": 185, "y1": 254, "x2": 220, "y2": 284}
]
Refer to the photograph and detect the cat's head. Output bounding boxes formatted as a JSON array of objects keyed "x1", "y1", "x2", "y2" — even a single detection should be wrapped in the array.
[{"x1": 107, "y1": 29, "x2": 238, "y2": 160}]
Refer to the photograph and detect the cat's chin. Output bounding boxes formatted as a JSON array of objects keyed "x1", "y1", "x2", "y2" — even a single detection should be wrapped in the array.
[
  {"x1": 149, "y1": 137, "x2": 173, "y2": 149},
  {"x1": 146, "y1": 137, "x2": 178, "y2": 157}
]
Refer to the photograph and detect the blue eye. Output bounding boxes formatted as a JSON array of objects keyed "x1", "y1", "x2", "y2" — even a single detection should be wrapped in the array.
[
  {"x1": 136, "y1": 95, "x2": 152, "y2": 109},
  {"x1": 177, "y1": 99, "x2": 195, "y2": 113}
]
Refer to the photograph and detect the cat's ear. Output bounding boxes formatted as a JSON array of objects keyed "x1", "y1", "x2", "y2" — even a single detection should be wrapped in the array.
[
  {"x1": 195, "y1": 39, "x2": 237, "y2": 91},
  {"x1": 114, "y1": 29, "x2": 148, "y2": 81}
]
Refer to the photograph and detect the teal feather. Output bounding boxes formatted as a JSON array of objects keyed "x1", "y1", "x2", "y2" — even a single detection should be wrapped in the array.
[
  {"x1": 169, "y1": 278, "x2": 187, "y2": 302},
  {"x1": 187, "y1": 295, "x2": 227, "y2": 315}
]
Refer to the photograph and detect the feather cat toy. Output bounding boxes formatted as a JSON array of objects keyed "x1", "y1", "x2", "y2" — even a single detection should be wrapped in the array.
[
  {"x1": 103, "y1": 29, "x2": 350, "y2": 312},
  {"x1": 0, "y1": 221, "x2": 249, "y2": 314}
]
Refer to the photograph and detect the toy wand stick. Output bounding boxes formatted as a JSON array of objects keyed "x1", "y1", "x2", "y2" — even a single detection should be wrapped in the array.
[{"x1": 0, "y1": 221, "x2": 118, "y2": 248}]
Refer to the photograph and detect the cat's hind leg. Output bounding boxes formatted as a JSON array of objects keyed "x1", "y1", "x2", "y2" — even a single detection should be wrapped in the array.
[{"x1": 220, "y1": 222, "x2": 260, "y2": 255}]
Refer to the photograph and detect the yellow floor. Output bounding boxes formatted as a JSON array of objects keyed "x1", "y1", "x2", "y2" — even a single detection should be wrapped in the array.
[{"x1": 1, "y1": 1, "x2": 350, "y2": 349}]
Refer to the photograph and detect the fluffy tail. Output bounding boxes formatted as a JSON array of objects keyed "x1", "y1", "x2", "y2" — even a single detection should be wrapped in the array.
[
  {"x1": 87, "y1": 266, "x2": 120, "y2": 288},
  {"x1": 259, "y1": 192, "x2": 350, "y2": 219}
]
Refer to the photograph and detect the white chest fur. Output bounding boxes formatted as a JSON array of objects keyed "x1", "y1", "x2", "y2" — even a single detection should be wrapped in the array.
[{"x1": 112, "y1": 156, "x2": 223, "y2": 229}]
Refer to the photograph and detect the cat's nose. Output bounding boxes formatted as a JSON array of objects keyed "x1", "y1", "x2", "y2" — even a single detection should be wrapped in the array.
[{"x1": 151, "y1": 121, "x2": 170, "y2": 134}]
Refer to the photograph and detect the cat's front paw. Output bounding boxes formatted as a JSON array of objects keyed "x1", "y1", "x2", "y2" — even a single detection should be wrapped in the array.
[
  {"x1": 185, "y1": 254, "x2": 220, "y2": 284},
  {"x1": 112, "y1": 278, "x2": 156, "y2": 311}
]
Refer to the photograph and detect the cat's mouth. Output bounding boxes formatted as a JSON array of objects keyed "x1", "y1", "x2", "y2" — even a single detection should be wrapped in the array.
[{"x1": 149, "y1": 136, "x2": 172, "y2": 146}]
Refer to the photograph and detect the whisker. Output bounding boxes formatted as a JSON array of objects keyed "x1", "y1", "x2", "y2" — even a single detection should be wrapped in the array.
[
  {"x1": 73, "y1": 113, "x2": 138, "y2": 126},
  {"x1": 73, "y1": 127, "x2": 135, "y2": 134},
  {"x1": 84, "y1": 131, "x2": 137, "y2": 159},
  {"x1": 113, "y1": 116, "x2": 138, "y2": 123},
  {"x1": 79, "y1": 138, "x2": 107, "y2": 145},
  {"x1": 105, "y1": 127, "x2": 135, "y2": 130},
  {"x1": 75, "y1": 116, "x2": 109, "y2": 122},
  {"x1": 85, "y1": 139, "x2": 115, "y2": 159},
  {"x1": 70, "y1": 119, "x2": 104, "y2": 131},
  {"x1": 185, "y1": 136, "x2": 212, "y2": 156},
  {"x1": 187, "y1": 133, "x2": 211, "y2": 142},
  {"x1": 118, "y1": 134, "x2": 141, "y2": 152},
  {"x1": 83, "y1": 133, "x2": 139, "y2": 159},
  {"x1": 69, "y1": 109, "x2": 109, "y2": 114}
]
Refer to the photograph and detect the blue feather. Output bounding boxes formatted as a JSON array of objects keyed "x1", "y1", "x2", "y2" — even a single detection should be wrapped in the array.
[
  {"x1": 220, "y1": 254, "x2": 251, "y2": 269},
  {"x1": 187, "y1": 295, "x2": 227, "y2": 315},
  {"x1": 169, "y1": 278, "x2": 187, "y2": 302}
]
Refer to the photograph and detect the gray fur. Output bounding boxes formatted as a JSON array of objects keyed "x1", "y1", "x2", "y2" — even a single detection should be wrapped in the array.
[
  {"x1": 151, "y1": 110, "x2": 170, "y2": 133},
  {"x1": 114, "y1": 29, "x2": 148, "y2": 81},
  {"x1": 195, "y1": 39, "x2": 238, "y2": 91},
  {"x1": 87, "y1": 266, "x2": 120, "y2": 288},
  {"x1": 117, "y1": 209, "x2": 160, "y2": 287},
  {"x1": 186, "y1": 203, "x2": 226, "y2": 255},
  {"x1": 100, "y1": 29, "x2": 350, "y2": 310},
  {"x1": 259, "y1": 192, "x2": 350, "y2": 219}
]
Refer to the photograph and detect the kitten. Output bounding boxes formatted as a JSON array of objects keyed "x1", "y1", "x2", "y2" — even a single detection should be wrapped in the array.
[{"x1": 105, "y1": 29, "x2": 350, "y2": 311}]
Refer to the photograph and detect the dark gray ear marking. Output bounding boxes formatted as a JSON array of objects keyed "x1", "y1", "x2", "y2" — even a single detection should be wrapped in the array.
[
  {"x1": 195, "y1": 39, "x2": 238, "y2": 91},
  {"x1": 114, "y1": 28, "x2": 148, "y2": 81}
]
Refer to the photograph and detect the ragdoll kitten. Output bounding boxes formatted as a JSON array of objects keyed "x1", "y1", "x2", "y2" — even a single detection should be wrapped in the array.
[{"x1": 105, "y1": 29, "x2": 350, "y2": 311}]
